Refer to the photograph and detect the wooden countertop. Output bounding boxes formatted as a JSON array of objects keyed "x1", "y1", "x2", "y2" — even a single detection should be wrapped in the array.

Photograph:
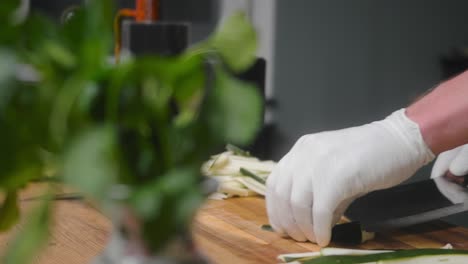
[
  {"x1": 193, "y1": 197, "x2": 468, "y2": 263},
  {"x1": 0, "y1": 184, "x2": 111, "y2": 264},
  {"x1": 2, "y1": 184, "x2": 468, "y2": 263}
]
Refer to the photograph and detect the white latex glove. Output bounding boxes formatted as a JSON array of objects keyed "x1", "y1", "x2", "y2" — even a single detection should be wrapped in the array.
[
  {"x1": 266, "y1": 109, "x2": 435, "y2": 246},
  {"x1": 431, "y1": 144, "x2": 468, "y2": 179},
  {"x1": 431, "y1": 144, "x2": 468, "y2": 204}
]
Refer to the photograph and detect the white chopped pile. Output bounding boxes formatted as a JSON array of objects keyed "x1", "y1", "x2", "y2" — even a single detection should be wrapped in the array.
[{"x1": 202, "y1": 146, "x2": 277, "y2": 199}]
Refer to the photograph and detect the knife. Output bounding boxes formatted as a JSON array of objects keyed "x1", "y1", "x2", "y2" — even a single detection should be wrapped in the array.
[{"x1": 331, "y1": 174, "x2": 468, "y2": 244}]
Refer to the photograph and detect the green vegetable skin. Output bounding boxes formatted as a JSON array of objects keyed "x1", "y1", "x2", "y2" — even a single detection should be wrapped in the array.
[
  {"x1": 240, "y1": 167, "x2": 266, "y2": 184},
  {"x1": 261, "y1": 224, "x2": 274, "y2": 232},
  {"x1": 302, "y1": 249, "x2": 468, "y2": 264}
]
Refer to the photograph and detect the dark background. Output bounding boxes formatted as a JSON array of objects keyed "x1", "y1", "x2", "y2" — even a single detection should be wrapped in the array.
[{"x1": 30, "y1": 0, "x2": 218, "y2": 43}]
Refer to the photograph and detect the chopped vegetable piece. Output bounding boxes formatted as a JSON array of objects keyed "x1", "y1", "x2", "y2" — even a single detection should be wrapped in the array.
[
  {"x1": 226, "y1": 144, "x2": 251, "y2": 156},
  {"x1": 279, "y1": 245, "x2": 454, "y2": 263},
  {"x1": 279, "y1": 252, "x2": 322, "y2": 263},
  {"x1": 202, "y1": 148, "x2": 275, "y2": 198},
  {"x1": 279, "y1": 248, "x2": 392, "y2": 263},
  {"x1": 208, "y1": 193, "x2": 228, "y2": 200},
  {"x1": 236, "y1": 177, "x2": 266, "y2": 195},
  {"x1": 218, "y1": 184, "x2": 256, "y2": 197},
  {"x1": 320, "y1": 248, "x2": 392, "y2": 257},
  {"x1": 210, "y1": 153, "x2": 230, "y2": 170},
  {"x1": 261, "y1": 224, "x2": 274, "y2": 232},
  {"x1": 302, "y1": 249, "x2": 468, "y2": 264},
  {"x1": 240, "y1": 167, "x2": 266, "y2": 184}
]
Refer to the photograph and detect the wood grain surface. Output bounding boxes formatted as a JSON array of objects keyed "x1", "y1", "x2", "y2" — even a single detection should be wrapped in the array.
[
  {"x1": 0, "y1": 184, "x2": 111, "y2": 264},
  {"x1": 192, "y1": 197, "x2": 468, "y2": 264},
  {"x1": 2, "y1": 184, "x2": 468, "y2": 263}
]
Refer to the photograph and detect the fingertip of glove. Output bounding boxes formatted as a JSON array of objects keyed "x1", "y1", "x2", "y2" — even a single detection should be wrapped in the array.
[{"x1": 312, "y1": 206, "x2": 333, "y2": 247}]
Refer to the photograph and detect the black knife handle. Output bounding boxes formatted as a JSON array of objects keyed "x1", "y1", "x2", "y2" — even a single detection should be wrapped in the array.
[{"x1": 331, "y1": 221, "x2": 375, "y2": 245}]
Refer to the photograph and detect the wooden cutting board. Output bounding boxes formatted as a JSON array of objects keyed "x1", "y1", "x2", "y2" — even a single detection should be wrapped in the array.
[
  {"x1": 193, "y1": 196, "x2": 468, "y2": 264},
  {"x1": 0, "y1": 183, "x2": 111, "y2": 264},
  {"x1": 2, "y1": 184, "x2": 468, "y2": 263}
]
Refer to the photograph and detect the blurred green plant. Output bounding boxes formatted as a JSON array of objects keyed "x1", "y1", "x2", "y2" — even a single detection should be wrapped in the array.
[{"x1": 0, "y1": 0, "x2": 261, "y2": 262}]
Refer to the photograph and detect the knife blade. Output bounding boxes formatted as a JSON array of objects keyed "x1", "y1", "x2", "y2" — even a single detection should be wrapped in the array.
[{"x1": 343, "y1": 174, "x2": 468, "y2": 233}]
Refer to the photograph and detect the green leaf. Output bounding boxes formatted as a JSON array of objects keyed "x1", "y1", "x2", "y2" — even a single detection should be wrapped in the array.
[
  {"x1": 59, "y1": 0, "x2": 113, "y2": 76},
  {"x1": 49, "y1": 77, "x2": 89, "y2": 146},
  {"x1": 0, "y1": 49, "x2": 17, "y2": 110},
  {"x1": 130, "y1": 167, "x2": 203, "y2": 252},
  {"x1": 0, "y1": 0, "x2": 20, "y2": 24},
  {"x1": 172, "y1": 54, "x2": 205, "y2": 107},
  {"x1": 206, "y1": 69, "x2": 262, "y2": 145},
  {"x1": 175, "y1": 189, "x2": 204, "y2": 226},
  {"x1": 0, "y1": 163, "x2": 42, "y2": 191},
  {"x1": 131, "y1": 168, "x2": 197, "y2": 219},
  {"x1": 42, "y1": 41, "x2": 76, "y2": 68},
  {"x1": 4, "y1": 197, "x2": 51, "y2": 264},
  {"x1": 211, "y1": 12, "x2": 258, "y2": 72},
  {"x1": 0, "y1": 122, "x2": 43, "y2": 190},
  {"x1": 63, "y1": 125, "x2": 117, "y2": 201},
  {"x1": 0, "y1": 191, "x2": 19, "y2": 231}
]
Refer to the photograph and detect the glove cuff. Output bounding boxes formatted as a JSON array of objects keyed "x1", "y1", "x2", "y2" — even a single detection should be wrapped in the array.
[{"x1": 385, "y1": 108, "x2": 435, "y2": 166}]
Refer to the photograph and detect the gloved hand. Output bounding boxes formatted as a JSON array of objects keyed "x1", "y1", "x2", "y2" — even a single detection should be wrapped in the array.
[
  {"x1": 431, "y1": 144, "x2": 468, "y2": 204},
  {"x1": 431, "y1": 144, "x2": 468, "y2": 179},
  {"x1": 266, "y1": 109, "x2": 435, "y2": 246}
]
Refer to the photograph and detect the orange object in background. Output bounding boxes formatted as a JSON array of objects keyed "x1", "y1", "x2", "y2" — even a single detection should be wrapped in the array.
[
  {"x1": 114, "y1": 0, "x2": 160, "y2": 61},
  {"x1": 134, "y1": 0, "x2": 159, "y2": 22}
]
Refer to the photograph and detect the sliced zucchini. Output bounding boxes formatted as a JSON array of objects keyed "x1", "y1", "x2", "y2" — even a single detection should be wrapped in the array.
[
  {"x1": 278, "y1": 248, "x2": 392, "y2": 263},
  {"x1": 239, "y1": 167, "x2": 266, "y2": 184},
  {"x1": 208, "y1": 192, "x2": 228, "y2": 200},
  {"x1": 218, "y1": 182, "x2": 256, "y2": 197},
  {"x1": 321, "y1": 248, "x2": 392, "y2": 256},
  {"x1": 278, "y1": 252, "x2": 322, "y2": 263},
  {"x1": 261, "y1": 224, "x2": 274, "y2": 232},
  {"x1": 302, "y1": 249, "x2": 468, "y2": 264},
  {"x1": 210, "y1": 152, "x2": 230, "y2": 170},
  {"x1": 236, "y1": 176, "x2": 266, "y2": 195}
]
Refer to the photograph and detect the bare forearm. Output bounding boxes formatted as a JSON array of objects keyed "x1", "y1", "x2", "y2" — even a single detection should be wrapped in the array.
[{"x1": 406, "y1": 70, "x2": 468, "y2": 155}]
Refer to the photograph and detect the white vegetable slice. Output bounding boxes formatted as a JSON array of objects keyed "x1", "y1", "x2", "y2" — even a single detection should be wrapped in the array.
[
  {"x1": 218, "y1": 180, "x2": 244, "y2": 189},
  {"x1": 219, "y1": 187, "x2": 256, "y2": 197},
  {"x1": 224, "y1": 157, "x2": 276, "y2": 173},
  {"x1": 236, "y1": 177, "x2": 266, "y2": 196},
  {"x1": 277, "y1": 252, "x2": 322, "y2": 263},
  {"x1": 278, "y1": 248, "x2": 393, "y2": 263},
  {"x1": 299, "y1": 249, "x2": 468, "y2": 264},
  {"x1": 204, "y1": 156, "x2": 276, "y2": 176},
  {"x1": 208, "y1": 192, "x2": 228, "y2": 200},
  {"x1": 442, "y1": 244, "x2": 453, "y2": 249},
  {"x1": 321, "y1": 247, "x2": 393, "y2": 256},
  {"x1": 218, "y1": 184, "x2": 257, "y2": 197},
  {"x1": 210, "y1": 153, "x2": 230, "y2": 169},
  {"x1": 279, "y1": 246, "x2": 465, "y2": 264},
  {"x1": 211, "y1": 175, "x2": 236, "y2": 183},
  {"x1": 202, "y1": 147, "x2": 277, "y2": 198}
]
